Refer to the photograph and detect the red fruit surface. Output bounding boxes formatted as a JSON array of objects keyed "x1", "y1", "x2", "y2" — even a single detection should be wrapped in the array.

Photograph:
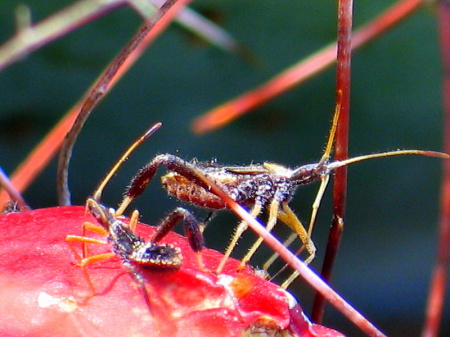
[{"x1": 0, "y1": 206, "x2": 345, "y2": 337}]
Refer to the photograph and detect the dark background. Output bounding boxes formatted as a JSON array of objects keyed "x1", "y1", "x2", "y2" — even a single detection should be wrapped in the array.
[{"x1": 0, "y1": 1, "x2": 448, "y2": 336}]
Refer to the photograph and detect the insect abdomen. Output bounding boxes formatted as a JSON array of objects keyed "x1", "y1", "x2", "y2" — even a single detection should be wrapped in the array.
[
  {"x1": 161, "y1": 173, "x2": 228, "y2": 209},
  {"x1": 131, "y1": 243, "x2": 182, "y2": 269}
]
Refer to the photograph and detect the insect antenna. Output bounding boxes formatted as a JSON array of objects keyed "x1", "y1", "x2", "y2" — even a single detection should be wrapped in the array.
[
  {"x1": 276, "y1": 146, "x2": 449, "y2": 288},
  {"x1": 81, "y1": 122, "x2": 161, "y2": 257},
  {"x1": 93, "y1": 122, "x2": 162, "y2": 203},
  {"x1": 262, "y1": 96, "x2": 449, "y2": 287}
]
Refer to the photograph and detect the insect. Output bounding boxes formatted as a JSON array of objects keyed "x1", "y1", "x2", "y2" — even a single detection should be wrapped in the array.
[
  {"x1": 112, "y1": 100, "x2": 449, "y2": 282},
  {"x1": 0, "y1": 166, "x2": 29, "y2": 213},
  {"x1": 66, "y1": 122, "x2": 204, "y2": 311}
]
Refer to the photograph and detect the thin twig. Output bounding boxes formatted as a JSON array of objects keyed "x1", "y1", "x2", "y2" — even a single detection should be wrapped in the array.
[
  {"x1": 0, "y1": 110, "x2": 78, "y2": 211},
  {"x1": 0, "y1": 0, "x2": 127, "y2": 71},
  {"x1": 194, "y1": 171, "x2": 387, "y2": 337},
  {"x1": 191, "y1": 0, "x2": 427, "y2": 134},
  {"x1": 57, "y1": 0, "x2": 193, "y2": 206},
  {"x1": 0, "y1": 0, "x2": 241, "y2": 72},
  {"x1": 0, "y1": 0, "x2": 221, "y2": 209},
  {"x1": 0, "y1": 0, "x2": 425, "y2": 210},
  {"x1": 312, "y1": 0, "x2": 352, "y2": 323},
  {"x1": 422, "y1": 2, "x2": 450, "y2": 337}
]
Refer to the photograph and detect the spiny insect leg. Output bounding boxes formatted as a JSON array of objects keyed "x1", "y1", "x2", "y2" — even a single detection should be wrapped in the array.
[
  {"x1": 308, "y1": 174, "x2": 330, "y2": 238},
  {"x1": 216, "y1": 203, "x2": 263, "y2": 273},
  {"x1": 153, "y1": 207, "x2": 205, "y2": 270},
  {"x1": 117, "y1": 154, "x2": 213, "y2": 216},
  {"x1": 239, "y1": 199, "x2": 281, "y2": 269},
  {"x1": 280, "y1": 202, "x2": 316, "y2": 262},
  {"x1": 260, "y1": 201, "x2": 318, "y2": 287}
]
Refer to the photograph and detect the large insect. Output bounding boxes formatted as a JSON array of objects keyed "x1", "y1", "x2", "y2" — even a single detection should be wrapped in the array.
[
  {"x1": 66, "y1": 123, "x2": 204, "y2": 311},
  {"x1": 113, "y1": 104, "x2": 449, "y2": 280}
]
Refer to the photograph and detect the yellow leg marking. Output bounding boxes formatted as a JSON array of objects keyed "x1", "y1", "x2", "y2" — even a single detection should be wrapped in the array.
[
  {"x1": 79, "y1": 253, "x2": 116, "y2": 267},
  {"x1": 116, "y1": 196, "x2": 133, "y2": 217},
  {"x1": 308, "y1": 175, "x2": 329, "y2": 237},
  {"x1": 216, "y1": 203, "x2": 262, "y2": 273},
  {"x1": 280, "y1": 202, "x2": 316, "y2": 262},
  {"x1": 83, "y1": 222, "x2": 108, "y2": 236},
  {"x1": 129, "y1": 209, "x2": 140, "y2": 233},
  {"x1": 277, "y1": 203, "x2": 317, "y2": 289},
  {"x1": 66, "y1": 227, "x2": 111, "y2": 296},
  {"x1": 81, "y1": 221, "x2": 108, "y2": 258},
  {"x1": 197, "y1": 252, "x2": 207, "y2": 273},
  {"x1": 277, "y1": 176, "x2": 329, "y2": 287},
  {"x1": 239, "y1": 199, "x2": 280, "y2": 269},
  {"x1": 281, "y1": 270, "x2": 300, "y2": 289}
]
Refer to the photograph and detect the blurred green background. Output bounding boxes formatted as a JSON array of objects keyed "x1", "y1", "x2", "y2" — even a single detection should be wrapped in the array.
[{"x1": 1, "y1": 0, "x2": 449, "y2": 336}]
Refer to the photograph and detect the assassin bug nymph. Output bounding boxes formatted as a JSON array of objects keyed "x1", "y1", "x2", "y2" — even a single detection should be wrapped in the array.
[
  {"x1": 66, "y1": 123, "x2": 204, "y2": 311},
  {"x1": 113, "y1": 100, "x2": 449, "y2": 283}
]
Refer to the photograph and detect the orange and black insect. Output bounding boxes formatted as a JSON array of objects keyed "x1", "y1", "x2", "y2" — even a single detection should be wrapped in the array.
[{"x1": 66, "y1": 123, "x2": 204, "y2": 311}]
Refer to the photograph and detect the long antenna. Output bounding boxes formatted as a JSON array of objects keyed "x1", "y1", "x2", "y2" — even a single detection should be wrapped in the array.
[
  {"x1": 93, "y1": 122, "x2": 162, "y2": 201},
  {"x1": 327, "y1": 150, "x2": 450, "y2": 170}
]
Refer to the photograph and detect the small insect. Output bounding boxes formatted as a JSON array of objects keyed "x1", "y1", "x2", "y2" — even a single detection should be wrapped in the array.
[
  {"x1": 113, "y1": 102, "x2": 449, "y2": 282},
  {"x1": 0, "y1": 166, "x2": 30, "y2": 213},
  {"x1": 66, "y1": 123, "x2": 204, "y2": 311}
]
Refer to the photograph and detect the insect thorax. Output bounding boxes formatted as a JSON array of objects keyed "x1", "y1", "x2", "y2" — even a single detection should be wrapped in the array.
[{"x1": 109, "y1": 220, "x2": 182, "y2": 268}]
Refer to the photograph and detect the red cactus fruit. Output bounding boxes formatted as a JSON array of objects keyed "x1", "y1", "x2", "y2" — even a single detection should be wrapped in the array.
[{"x1": 0, "y1": 206, "x2": 344, "y2": 337}]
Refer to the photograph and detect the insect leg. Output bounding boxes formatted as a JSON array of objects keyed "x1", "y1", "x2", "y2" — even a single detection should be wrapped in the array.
[
  {"x1": 308, "y1": 174, "x2": 330, "y2": 238},
  {"x1": 279, "y1": 202, "x2": 316, "y2": 262},
  {"x1": 152, "y1": 207, "x2": 205, "y2": 270},
  {"x1": 123, "y1": 262, "x2": 153, "y2": 313},
  {"x1": 80, "y1": 220, "x2": 109, "y2": 258},
  {"x1": 117, "y1": 154, "x2": 213, "y2": 216},
  {"x1": 66, "y1": 234, "x2": 107, "y2": 254},
  {"x1": 127, "y1": 209, "x2": 140, "y2": 233},
  {"x1": 262, "y1": 232, "x2": 298, "y2": 271},
  {"x1": 278, "y1": 201, "x2": 318, "y2": 289},
  {"x1": 216, "y1": 203, "x2": 263, "y2": 273},
  {"x1": 200, "y1": 211, "x2": 216, "y2": 233},
  {"x1": 238, "y1": 199, "x2": 281, "y2": 269},
  {"x1": 66, "y1": 232, "x2": 114, "y2": 296},
  {"x1": 273, "y1": 173, "x2": 328, "y2": 287}
]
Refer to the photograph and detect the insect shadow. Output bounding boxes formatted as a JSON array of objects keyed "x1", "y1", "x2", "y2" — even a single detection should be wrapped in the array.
[
  {"x1": 111, "y1": 101, "x2": 449, "y2": 288},
  {"x1": 66, "y1": 122, "x2": 204, "y2": 311}
]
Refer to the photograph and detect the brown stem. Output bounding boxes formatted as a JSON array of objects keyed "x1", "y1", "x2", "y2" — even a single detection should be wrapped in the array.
[
  {"x1": 312, "y1": 0, "x2": 352, "y2": 324},
  {"x1": 56, "y1": 0, "x2": 192, "y2": 206},
  {"x1": 0, "y1": 0, "x2": 426, "y2": 209},
  {"x1": 422, "y1": 2, "x2": 450, "y2": 337}
]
